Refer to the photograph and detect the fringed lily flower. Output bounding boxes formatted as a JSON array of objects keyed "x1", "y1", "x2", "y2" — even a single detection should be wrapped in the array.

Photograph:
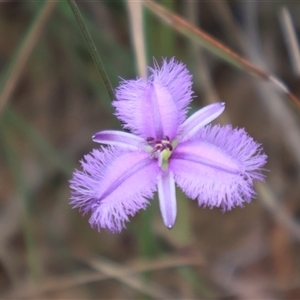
[{"x1": 70, "y1": 58, "x2": 267, "y2": 233}]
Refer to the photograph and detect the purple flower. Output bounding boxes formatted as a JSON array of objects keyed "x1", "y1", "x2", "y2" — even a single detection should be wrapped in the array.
[{"x1": 70, "y1": 58, "x2": 267, "y2": 233}]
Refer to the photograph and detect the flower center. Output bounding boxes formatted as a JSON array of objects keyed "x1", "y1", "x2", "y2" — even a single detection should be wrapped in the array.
[
  {"x1": 145, "y1": 136, "x2": 178, "y2": 170},
  {"x1": 146, "y1": 136, "x2": 172, "y2": 151}
]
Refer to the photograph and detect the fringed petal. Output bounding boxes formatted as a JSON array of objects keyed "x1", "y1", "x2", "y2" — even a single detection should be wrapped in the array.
[
  {"x1": 149, "y1": 58, "x2": 194, "y2": 119},
  {"x1": 113, "y1": 58, "x2": 193, "y2": 140},
  {"x1": 170, "y1": 125, "x2": 267, "y2": 211},
  {"x1": 70, "y1": 147, "x2": 160, "y2": 233}
]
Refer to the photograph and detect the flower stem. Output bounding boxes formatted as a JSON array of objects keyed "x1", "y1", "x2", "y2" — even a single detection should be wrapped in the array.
[{"x1": 68, "y1": 0, "x2": 115, "y2": 101}]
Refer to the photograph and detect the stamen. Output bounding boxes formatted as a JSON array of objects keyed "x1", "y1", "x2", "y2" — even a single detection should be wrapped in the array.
[
  {"x1": 146, "y1": 137, "x2": 156, "y2": 147},
  {"x1": 146, "y1": 136, "x2": 175, "y2": 169},
  {"x1": 167, "y1": 144, "x2": 173, "y2": 151}
]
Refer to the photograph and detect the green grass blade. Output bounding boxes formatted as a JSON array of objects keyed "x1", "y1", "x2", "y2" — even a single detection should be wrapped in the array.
[
  {"x1": 0, "y1": 0, "x2": 56, "y2": 114},
  {"x1": 2, "y1": 107, "x2": 73, "y2": 176},
  {"x1": 0, "y1": 120, "x2": 40, "y2": 282}
]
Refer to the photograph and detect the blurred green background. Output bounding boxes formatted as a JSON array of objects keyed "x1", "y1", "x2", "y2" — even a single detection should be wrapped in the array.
[{"x1": 1, "y1": 1, "x2": 300, "y2": 299}]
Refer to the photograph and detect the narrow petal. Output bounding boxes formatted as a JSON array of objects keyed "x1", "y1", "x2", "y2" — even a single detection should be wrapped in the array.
[
  {"x1": 157, "y1": 171, "x2": 177, "y2": 229},
  {"x1": 179, "y1": 102, "x2": 225, "y2": 141},
  {"x1": 113, "y1": 58, "x2": 193, "y2": 139},
  {"x1": 170, "y1": 125, "x2": 267, "y2": 211},
  {"x1": 70, "y1": 147, "x2": 160, "y2": 233},
  {"x1": 92, "y1": 130, "x2": 144, "y2": 150}
]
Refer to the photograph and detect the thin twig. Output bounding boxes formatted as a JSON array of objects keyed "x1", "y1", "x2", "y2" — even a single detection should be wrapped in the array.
[
  {"x1": 279, "y1": 7, "x2": 300, "y2": 76},
  {"x1": 126, "y1": 0, "x2": 147, "y2": 78},
  {"x1": 143, "y1": 0, "x2": 300, "y2": 109},
  {"x1": 6, "y1": 255, "x2": 203, "y2": 298}
]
